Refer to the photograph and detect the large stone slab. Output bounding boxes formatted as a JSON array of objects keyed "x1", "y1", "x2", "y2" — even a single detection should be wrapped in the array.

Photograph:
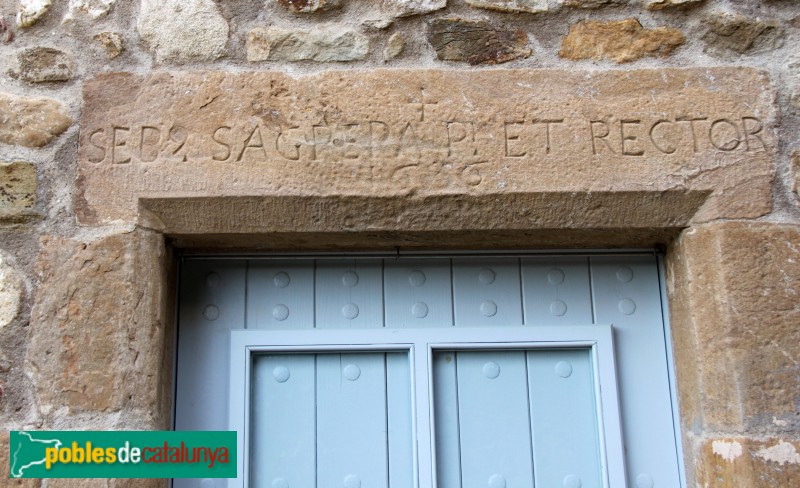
[{"x1": 77, "y1": 69, "x2": 775, "y2": 235}]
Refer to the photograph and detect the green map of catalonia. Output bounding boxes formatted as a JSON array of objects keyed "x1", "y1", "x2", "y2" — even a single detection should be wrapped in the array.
[{"x1": 9, "y1": 432, "x2": 62, "y2": 478}]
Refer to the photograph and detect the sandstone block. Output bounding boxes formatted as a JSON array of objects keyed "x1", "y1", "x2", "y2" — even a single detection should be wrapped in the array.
[
  {"x1": 137, "y1": 0, "x2": 229, "y2": 63},
  {"x1": 0, "y1": 252, "x2": 23, "y2": 329},
  {"x1": 465, "y1": 0, "x2": 548, "y2": 13},
  {"x1": 247, "y1": 26, "x2": 368, "y2": 62},
  {"x1": 559, "y1": 18, "x2": 684, "y2": 63},
  {"x1": 382, "y1": 0, "x2": 446, "y2": 17},
  {"x1": 0, "y1": 161, "x2": 37, "y2": 222},
  {"x1": 275, "y1": 0, "x2": 341, "y2": 13},
  {"x1": 645, "y1": 0, "x2": 703, "y2": 9},
  {"x1": 697, "y1": 438, "x2": 800, "y2": 487},
  {"x1": 14, "y1": 47, "x2": 75, "y2": 83},
  {"x1": 17, "y1": 0, "x2": 51, "y2": 28},
  {"x1": 384, "y1": 32, "x2": 405, "y2": 60},
  {"x1": 427, "y1": 18, "x2": 531, "y2": 65},
  {"x1": 94, "y1": 32, "x2": 123, "y2": 59},
  {"x1": 28, "y1": 231, "x2": 170, "y2": 419},
  {"x1": 63, "y1": 0, "x2": 117, "y2": 22},
  {"x1": 0, "y1": 92, "x2": 71, "y2": 148},
  {"x1": 77, "y1": 69, "x2": 774, "y2": 231},
  {"x1": 667, "y1": 223, "x2": 800, "y2": 432},
  {"x1": 702, "y1": 13, "x2": 784, "y2": 55},
  {"x1": 559, "y1": 0, "x2": 627, "y2": 8}
]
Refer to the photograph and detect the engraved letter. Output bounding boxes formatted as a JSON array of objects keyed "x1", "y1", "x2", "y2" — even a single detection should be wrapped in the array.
[
  {"x1": 112, "y1": 126, "x2": 131, "y2": 164},
  {"x1": 236, "y1": 125, "x2": 268, "y2": 162},
  {"x1": 369, "y1": 121, "x2": 389, "y2": 158},
  {"x1": 448, "y1": 121, "x2": 478, "y2": 157},
  {"x1": 620, "y1": 119, "x2": 644, "y2": 156},
  {"x1": 341, "y1": 123, "x2": 361, "y2": 160},
  {"x1": 503, "y1": 121, "x2": 526, "y2": 158},
  {"x1": 649, "y1": 120, "x2": 676, "y2": 155},
  {"x1": 276, "y1": 127, "x2": 301, "y2": 161},
  {"x1": 212, "y1": 126, "x2": 232, "y2": 162},
  {"x1": 87, "y1": 128, "x2": 107, "y2": 163},
  {"x1": 398, "y1": 122, "x2": 419, "y2": 156},
  {"x1": 709, "y1": 119, "x2": 741, "y2": 152},
  {"x1": 139, "y1": 126, "x2": 161, "y2": 163},
  {"x1": 310, "y1": 123, "x2": 331, "y2": 161},
  {"x1": 742, "y1": 117, "x2": 766, "y2": 152},
  {"x1": 589, "y1": 120, "x2": 615, "y2": 155},
  {"x1": 532, "y1": 119, "x2": 564, "y2": 154},
  {"x1": 676, "y1": 117, "x2": 708, "y2": 153}
]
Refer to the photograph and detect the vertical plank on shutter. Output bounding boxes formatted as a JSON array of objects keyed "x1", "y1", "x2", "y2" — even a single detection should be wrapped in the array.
[
  {"x1": 528, "y1": 349, "x2": 602, "y2": 488},
  {"x1": 457, "y1": 351, "x2": 534, "y2": 488},
  {"x1": 386, "y1": 353, "x2": 413, "y2": 488},
  {"x1": 432, "y1": 351, "x2": 462, "y2": 488},
  {"x1": 316, "y1": 260, "x2": 383, "y2": 328},
  {"x1": 251, "y1": 354, "x2": 316, "y2": 488},
  {"x1": 590, "y1": 256, "x2": 681, "y2": 488},
  {"x1": 384, "y1": 258, "x2": 453, "y2": 328},
  {"x1": 521, "y1": 257, "x2": 592, "y2": 326},
  {"x1": 452, "y1": 258, "x2": 523, "y2": 327},
  {"x1": 317, "y1": 353, "x2": 389, "y2": 488},
  {"x1": 175, "y1": 260, "x2": 246, "y2": 432},
  {"x1": 246, "y1": 259, "x2": 315, "y2": 329}
]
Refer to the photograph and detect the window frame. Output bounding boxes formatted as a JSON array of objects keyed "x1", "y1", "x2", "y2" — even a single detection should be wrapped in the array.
[{"x1": 228, "y1": 325, "x2": 627, "y2": 488}]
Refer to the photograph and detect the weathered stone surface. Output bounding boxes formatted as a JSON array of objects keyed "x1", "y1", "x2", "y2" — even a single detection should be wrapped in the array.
[
  {"x1": 697, "y1": 438, "x2": 800, "y2": 487},
  {"x1": 137, "y1": 0, "x2": 229, "y2": 63},
  {"x1": 362, "y1": 18, "x2": 394, "y2": 30},
  {"x1": 702, "y1": 13, "x2": 784, "y2": 55},
  {"x1": 0, "y1": 92, "x2": 71, "y2": 148},
  {"x1": 247, "y1": 26, "x2": 368, "y2": 62},
  {"x1": 13, "y1": 47, "x2": 75, "y2": 83},
  {"x1": 275, "y1": 0, "x2": 341, "y2": 13},
  {"x1": 645, "y1": 0, "x2": 703, "y2": 9},
  {"x1": 77, "y1": 69, "x2": 774, "y2": 232},
  {"x1": 0, "y1": 253, "x2": 23, "y2": 329},
  {"x1": 1, "y1": 161, "x2": 37, "y2": 222},
  {"x1": 94, "y1": 32, "x2": 123, "y2": 59},
  {"x1": 559, "y1": 0, "x2": 627, "y2": 8},
  {"x1": 63, "y1": 0, "x2": 117, "y2": 22},
  {"x1": 560, "y1": 18, "x2": 684, "y2": 63},
  {"x1": 667, "y1": 223, "x2": 800, "y2": 433},
  {"x1": 28, "y1": 231, "x2": 170, "y2": 418},
  {"x1": 465, "y1": 0, "x2": 548, "y2": 13},
  {"x1": 382, "y1": 0, "x2": 446, "y2": 17},
  {"x1": 793, "y1": 151, "x2": 799, "y2": 200},
  {"x1": 427, "y1": 18, "x2": 531, "y2": 65},
  {"x1": 384, "y1": 32, "x2": 405, "y2": 60},
  {"x1": 17, "y1": 0, "x2": 51, "y2": 28}
]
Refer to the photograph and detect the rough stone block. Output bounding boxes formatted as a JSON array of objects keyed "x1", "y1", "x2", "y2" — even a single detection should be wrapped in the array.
[
  {"x1": 76, "y1": 69, "x2": 775, "y2": 236},
  {"x1": 702, "y1": 12, "x2": 784, "y2": 55},
  {"x1": 697, "y1": 438, "x2": 800, "y2": 487},
  {"x1": 667, "y1": 223, "x2": 800, "y2": 433},
  {"x1": 427, "y1": 18, "x2": 532, "y2": 64},
  {"x1": 27, "y1": 230, "x2": 171, "y2": 422},
  {"x1": 559, "y1": 0, "x2": 627, "y2": 8},
  {"x1": 0, "y1": 92, "x2": 71, "y2": 148},
  {"x1": 13, "y1": 47, "x2": 75, "y2": 83},
  {"x1": 645, "y1": 0, "x2": 703, "y2": 9},
  {"x1": 382, "y1": 0, "x2": 446, "y2": 17},
  {"x1": 93, "y1": 32, "x2": 123, "y2": 59},
  {"x1": 465, "y1": 0, "x2": 548, "y2": 13},
  {"x1": 384, "y1": 32, "x2": 405, "y2": 60},
  {"x1": 559, "y1": 18, "x2": 684, "y2": 63},
  {"x1": 137, "y1": 0, "x2": 228, "y2": 63},
  {"x1": 63, "y1": 0, "x2": 117, "y2": 22},
  {"x1": 247, "y1": 26, "x2": 368, "y2": 62},
  {"x1": 0, "y1": 253, "x2": 23, "y2": 329},
  {"x1": 275, "y1": 0, "x2": 341, "y2": 13},
  {"x1": 17, "y1": 0, "x2": 51, "y2": 28},
  {"x1": 0, "y1": 161, "x2": 37, "y2": 222}
]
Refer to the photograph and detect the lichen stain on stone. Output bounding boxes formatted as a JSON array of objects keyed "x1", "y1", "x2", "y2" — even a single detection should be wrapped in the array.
[
  {"x1": 755, "y1": 441, "x2": 800, "y2": 466},
  {"x1": 712, "y1": 440, "x2": 743, "y2": 462}
]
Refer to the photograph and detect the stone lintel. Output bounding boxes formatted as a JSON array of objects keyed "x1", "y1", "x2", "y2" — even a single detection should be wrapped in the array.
[{"x1": 78, "y1": 69, "x2": 776, "y2": 233}]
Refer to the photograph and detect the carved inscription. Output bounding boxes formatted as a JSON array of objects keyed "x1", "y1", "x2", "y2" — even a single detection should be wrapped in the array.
[{"x1": 85, "y1": 115, "x2": 767, "y2": 166}]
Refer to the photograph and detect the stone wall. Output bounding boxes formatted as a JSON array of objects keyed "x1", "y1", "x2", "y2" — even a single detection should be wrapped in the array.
[{"x1": 1, "y1": 0, "x2": 799, "y2": 487}]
